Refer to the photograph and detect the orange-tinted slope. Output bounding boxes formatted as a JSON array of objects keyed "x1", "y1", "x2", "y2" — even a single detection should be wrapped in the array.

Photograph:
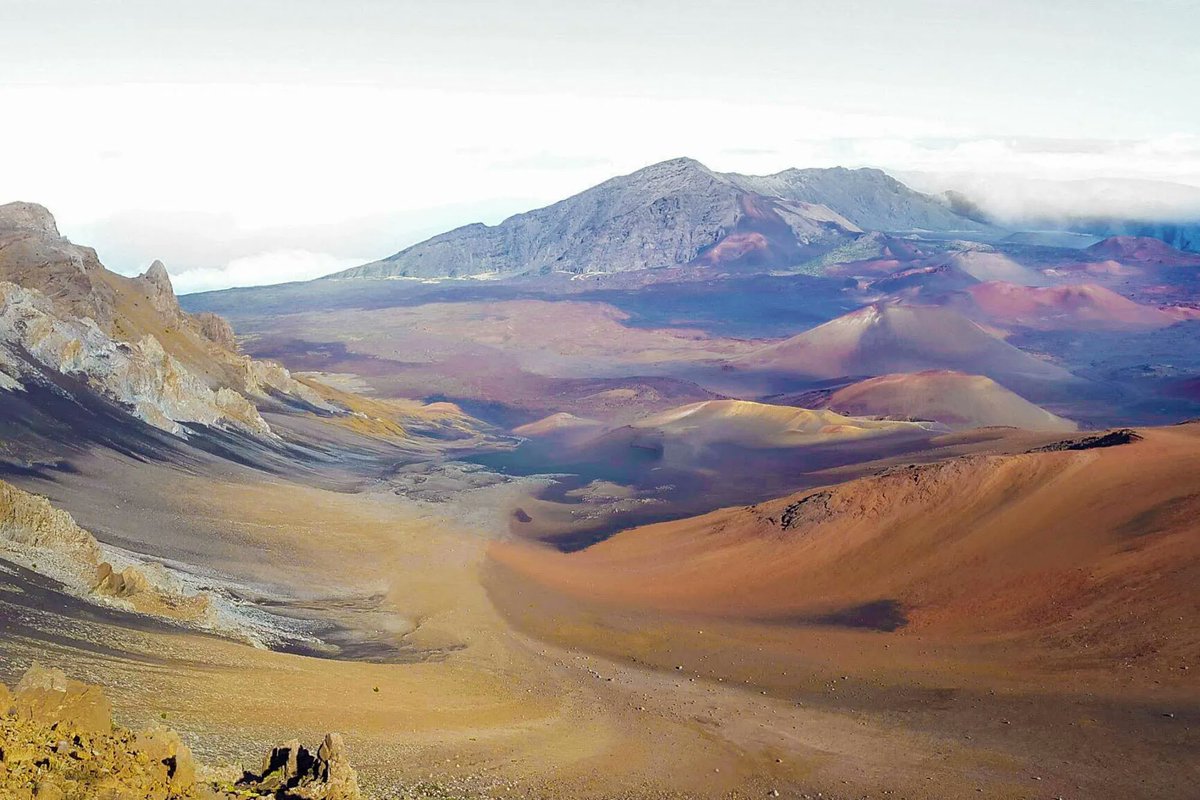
[
  {"x1": 493, "y1": 423, "x2": 1200, "y2": 671},
  {"x1": 822, "y1": 370, "x2": 1077, "y2": 431}
]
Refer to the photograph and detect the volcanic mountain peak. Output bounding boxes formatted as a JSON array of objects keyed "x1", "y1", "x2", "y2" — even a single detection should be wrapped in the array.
[
  {"x1": 513, "y1": 423, "x2": 1198, "y2": 656},
  {"x1": 732, "y1": 165, "x2": 994, "y2": 234},
  {"x1": 621, "y1": 155, "x2": 723, "y2": 183},
  {"x1": 947, "y1": 250, "x2": 1048, "y2": 286},
  {"x1": 328, "y1": 158, "x2": 988, "y2": 280},
  {"x1": 0, "y1": 201, "x2": 59, "y2": 236},
  {"x1": 513, "y1": 412, "x2": 604, "y2": 437}
]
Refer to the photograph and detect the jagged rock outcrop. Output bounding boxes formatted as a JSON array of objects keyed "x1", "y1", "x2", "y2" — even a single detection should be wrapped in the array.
[
  {"x1": 0, "y1": 202, "x2": 119, "y2": 328},
  {"x1": 236, "y1": 357, "x2": 331, "y2": 410},
  {"x1": 0, "y1": 479, "x2": 103, "y2": 570},
  {"x1": 0, "y1": 203, "x2": 344, "y2": 438},
  {"x1": 0, "y1": 281, "x2": 273, "y2": 436},
  {"x1": 139, "y1": 259, "x2": 183, "y2": 315},
  {"x1": 0, "y1": 477, "x2": 213, "y2": 625},
  {"x1": 0, "y1": 665, "x2": 362, "y2": 799},
  {"x1": 193, "y1": 311, "x2": 238, "y2": 350},
  {"x1": 238, "y1": 734, "x2": 361, "y2": 799},
  {"x1": 331, "y1": 158, "x2": 990, "y2": 279}
]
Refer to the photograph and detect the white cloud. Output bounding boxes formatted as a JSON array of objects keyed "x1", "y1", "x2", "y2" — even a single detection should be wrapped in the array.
[{"x1": 169, "y1": 250, "x2": 368, "y2": 294}]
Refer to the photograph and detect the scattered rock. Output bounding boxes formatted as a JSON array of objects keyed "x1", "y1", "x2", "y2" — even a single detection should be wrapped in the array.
[
  {"x1": 779, "y1": 490, "x2": 834, "y2": 530},
  {"x1": 1029, "y1": 428, "x2": 1143, "y2": 452},
  {"x1": 0, "y1": 666, "x2": 361, "y2": 800}
]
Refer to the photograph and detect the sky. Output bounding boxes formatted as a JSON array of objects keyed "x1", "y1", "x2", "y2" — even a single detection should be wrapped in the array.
[{"x1": 2, "y1": 0, "x2": 1199, "y2": 293}]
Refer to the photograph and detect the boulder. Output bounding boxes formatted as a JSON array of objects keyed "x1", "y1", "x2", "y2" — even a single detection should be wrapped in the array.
[
  {"x1": 93, "y1": 562, "x2": 151, "y2": 598},
  {"x1": 11, "y1": 664, "x2": 112, "y2": 734},
  {"x1": 134, "y1": 727, "x2": 197, "y2": 792}
]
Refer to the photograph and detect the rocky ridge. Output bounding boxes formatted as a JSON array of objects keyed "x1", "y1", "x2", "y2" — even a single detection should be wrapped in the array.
[
  {"x1": 0, "y1": 201, "x2": 338, "y2": 438},
  {"x1": 0, "y1": 281, "x2": 272, "y2": 437}
]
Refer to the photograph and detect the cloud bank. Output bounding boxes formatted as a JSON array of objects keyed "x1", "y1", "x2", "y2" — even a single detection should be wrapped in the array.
[
  {"x1": 167, "y1": 251, "x2": 369, "y2": 295},
  {"x1": 3, "y1": 2, "x2": 1197, "y2": 291}
]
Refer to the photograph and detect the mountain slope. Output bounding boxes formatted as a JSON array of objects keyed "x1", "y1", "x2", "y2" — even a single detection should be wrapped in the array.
[
  {"x1": 820, "y1": 370, "x2": 1077, "y2": 431},
  {"x1": 963, "y1": 281, "x2": 1180, "y2": 329},
  {"x1": 329, "y1": 159, "x2": 990, "y2": 279},
  {"x1": 0, "y1": 202, "x2": 481, "y2": 449},
  {"x1": 731, "y1": 166, "x2": 995, "y2": 234},
  {"x1": 493, "y1": 423, "x2": 1199, "y2": 667},
  {"x1": 623, "y1": 399, "x2": 928, "y2": 449}
]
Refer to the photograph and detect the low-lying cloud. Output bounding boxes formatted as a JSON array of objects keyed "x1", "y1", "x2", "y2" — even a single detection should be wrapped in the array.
[{"x1": 168, "y1": 250, "x2": 369, "y2": 294}]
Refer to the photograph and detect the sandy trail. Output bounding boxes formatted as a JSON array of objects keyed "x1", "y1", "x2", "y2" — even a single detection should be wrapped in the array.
[{"x1": 0, "y1": 449, "x2": 750, "y2": 798}]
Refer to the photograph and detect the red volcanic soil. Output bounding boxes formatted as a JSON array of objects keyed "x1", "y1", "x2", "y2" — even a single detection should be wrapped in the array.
[
  {"x1": 822, "y1": 370, "x2": 1077, "y2": 431},
  {"x1": 695, "y1": 231, "x2": 770, "y2": 265},
  {"x1": 493, "y1": 423, "x2": 1200, "y2": 670},
  {"x1": 1086, "y1": 235, "x2": 1200, "y2": 265},
  {"x1": 736, "y1": 302, "x2": 1072, "y2": 386},
  {"x1": 965, "y1": 281, "x2": 1177, "y2": 329},
  {"x1": 488, "y1": 423, "x2": 1200, "y2": 799}
]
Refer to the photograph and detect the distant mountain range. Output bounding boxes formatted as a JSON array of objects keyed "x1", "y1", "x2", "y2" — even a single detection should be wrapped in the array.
[{"x1": 329, "y1": 158, "x2": 994, "y2": 280}]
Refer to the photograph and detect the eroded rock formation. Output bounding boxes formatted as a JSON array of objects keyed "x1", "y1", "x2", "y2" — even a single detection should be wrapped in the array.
[
  {"x1": 0, "y1": 477, "x2": 213, "y2": 625},
  {"x1": 0, "y1": 201, "x2": 342, "y2": 439}
]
